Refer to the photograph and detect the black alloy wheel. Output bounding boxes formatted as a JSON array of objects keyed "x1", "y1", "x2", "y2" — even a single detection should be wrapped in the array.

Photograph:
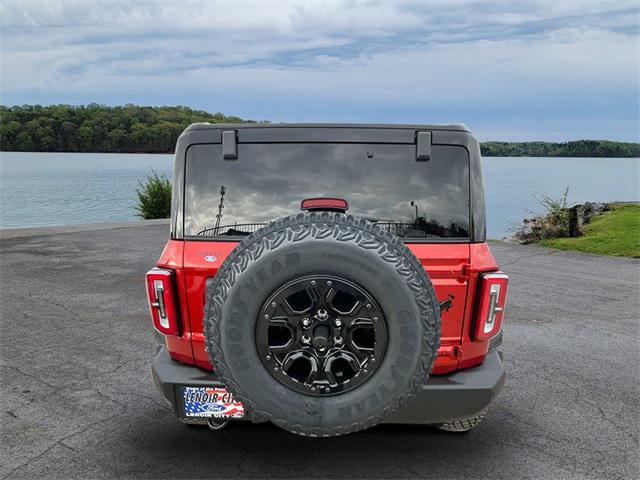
[{"x1": 256, "y1": 275, "x2": 387, "y2": 395}]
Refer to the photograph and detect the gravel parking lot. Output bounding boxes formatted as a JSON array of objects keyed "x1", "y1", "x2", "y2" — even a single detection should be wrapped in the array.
[{"x1": 1, "y1": 222, "x2": 638, "y2": 479}]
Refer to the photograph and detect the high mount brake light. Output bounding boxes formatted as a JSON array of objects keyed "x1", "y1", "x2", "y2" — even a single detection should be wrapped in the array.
[
  {"x1": 474, "y1": 272, "x2": 509, "y2": 341},
  {"x1": 146, "y1": 267, "x2": 180, "y2": 335},
  {"x1": 300, "y1": 197, "x2": 349, "y2": 212}
]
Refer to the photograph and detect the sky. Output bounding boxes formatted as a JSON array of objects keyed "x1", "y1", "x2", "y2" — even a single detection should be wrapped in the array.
[{"x1": 1, "y1": 0, "x2": 639, "y2": 141}]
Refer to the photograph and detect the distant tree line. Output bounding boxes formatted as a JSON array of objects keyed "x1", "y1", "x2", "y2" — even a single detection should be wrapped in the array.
[
  {"x1": 480, "y1": 140, "x2": 639, "y2": 158},
  {"x1": 1, "y1": 104, "x2": 638, "y2": 157},
  {"x1": 0, "y1": 104, "x2": 256, "y2": 153}
]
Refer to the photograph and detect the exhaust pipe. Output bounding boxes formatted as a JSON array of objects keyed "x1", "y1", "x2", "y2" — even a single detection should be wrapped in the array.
[{"x1": 207, "y1": 417, "x2": 229, "y2": 432}]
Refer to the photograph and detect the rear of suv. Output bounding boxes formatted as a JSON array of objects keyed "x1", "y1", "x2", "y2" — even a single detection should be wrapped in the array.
[{"x1": 149, "y1": 123, "x2": 507, "y2": 436}]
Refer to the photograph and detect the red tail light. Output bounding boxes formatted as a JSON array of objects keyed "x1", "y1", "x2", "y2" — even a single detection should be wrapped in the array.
[
  {"x1": 145, "y1": 267, "x2": 180, "y2": 335},
  {"x1": 474, "y1": 271, "x2": 509, "y2": 340}
]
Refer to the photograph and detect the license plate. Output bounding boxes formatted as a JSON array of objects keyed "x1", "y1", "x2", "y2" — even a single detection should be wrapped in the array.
[{"x1": 181, "y1": 386, "x2": 245, "y2": 419}]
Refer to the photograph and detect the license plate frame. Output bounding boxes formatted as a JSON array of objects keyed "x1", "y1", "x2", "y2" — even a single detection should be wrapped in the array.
[{"x1": 179, "y1": 386, "x2": 245, "y2": 419}]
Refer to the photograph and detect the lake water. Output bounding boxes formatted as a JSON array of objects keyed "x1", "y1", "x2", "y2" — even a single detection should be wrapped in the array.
[{"x1": 1, "y1": 152, "x2": 638, "y2": 238}]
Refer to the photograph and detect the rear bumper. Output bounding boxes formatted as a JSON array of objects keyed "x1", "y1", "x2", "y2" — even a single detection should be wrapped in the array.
[{"x1": 152, "y1": 346, "x2": 505, "y2": 425}]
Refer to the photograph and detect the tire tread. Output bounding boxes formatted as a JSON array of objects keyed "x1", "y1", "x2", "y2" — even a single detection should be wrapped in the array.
[{"x1": 204, "y1": 212, "x2": 440, "y2": 437}]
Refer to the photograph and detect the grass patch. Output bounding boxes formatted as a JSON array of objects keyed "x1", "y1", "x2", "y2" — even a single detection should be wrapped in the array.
[{"x1": 539, "y1": 204, "x2": 640, "y2": 258}]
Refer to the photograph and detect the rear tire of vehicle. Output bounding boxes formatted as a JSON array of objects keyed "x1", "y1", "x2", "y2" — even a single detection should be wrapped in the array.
[
  {"x1": 433, "y1": 410, "x2": 487, "y2": 432},
  {"x1": 204, "y1": 212, "x2": 441, "y2": 437}
]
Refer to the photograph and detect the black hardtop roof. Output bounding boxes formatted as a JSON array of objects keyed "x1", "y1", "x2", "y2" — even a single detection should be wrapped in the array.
[
  {"x1": 185, "y1": 122, "x2": 471, "y2": 132},
  {"x1": 171, "y1": 121, "x2": 485, "y2": 241}
]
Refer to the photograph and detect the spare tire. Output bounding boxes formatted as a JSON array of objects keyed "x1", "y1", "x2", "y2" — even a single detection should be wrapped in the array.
[{"x1": 204, "y1": 212, "x2": 440, "y2": 437}]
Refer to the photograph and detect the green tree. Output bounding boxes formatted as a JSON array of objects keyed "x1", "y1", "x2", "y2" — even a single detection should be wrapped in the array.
[
  {"x1": 0, "y1": 104, "x2": 257, "y2": 153},
  {"x1": 480, "y1": 140, "x2": 639, "y2": 157},
  {"x1": 14, "y1": 131, "x2": 34, "y2": 151},
  {"x1": 1, "y1": 104, "x2": 637, "y2": 157}
]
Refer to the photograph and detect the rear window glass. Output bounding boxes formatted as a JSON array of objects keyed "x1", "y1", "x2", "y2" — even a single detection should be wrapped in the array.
[{"x1": 184, "y1": 143, "x2": 469, "y2": 240}]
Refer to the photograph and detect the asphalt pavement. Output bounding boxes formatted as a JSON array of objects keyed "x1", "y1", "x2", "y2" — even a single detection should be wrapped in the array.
[{"x1": 1, "y1": 222, "x2": 638, "y2": 479}]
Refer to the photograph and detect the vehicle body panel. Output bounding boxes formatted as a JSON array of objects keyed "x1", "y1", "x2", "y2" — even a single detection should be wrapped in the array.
[
  {"x1": 159, "y1": 240, "x2": 499, "y2": 375},
  {"x1": 152, "y1": 346, "x2": 505, "y2": 425}
]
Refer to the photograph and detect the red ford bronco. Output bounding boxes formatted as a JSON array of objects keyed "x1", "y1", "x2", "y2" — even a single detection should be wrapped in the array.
[{"x1": 148, "y1": 123, "x2": 507, "y2": 436}]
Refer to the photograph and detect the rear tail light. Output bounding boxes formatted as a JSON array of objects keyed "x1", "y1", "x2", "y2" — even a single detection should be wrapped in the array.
[
  {"x1": 145, "y1": 267, "x2": 180, "y2": 335},
  {"x1": 474, "y1": 272, "x2": 509, "y2": 340}
]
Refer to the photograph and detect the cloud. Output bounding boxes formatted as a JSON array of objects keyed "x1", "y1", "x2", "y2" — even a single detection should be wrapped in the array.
[{"x1": 1, "y1": 0, "x2": 638, "y2": 140}]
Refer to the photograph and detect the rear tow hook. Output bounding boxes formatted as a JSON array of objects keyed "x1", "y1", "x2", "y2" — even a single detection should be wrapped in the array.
[{"x1": 207, "y1": 417, "x2": 229, "y2": 432}]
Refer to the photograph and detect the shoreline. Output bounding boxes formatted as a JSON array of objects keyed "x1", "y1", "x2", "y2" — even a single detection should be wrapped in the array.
[
  {"x1": 1, "y1": 150, "x2": 639, "y2": 159},
  {"x1": 0, "y1": 219, "x2": 169, "y2": 240}
]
